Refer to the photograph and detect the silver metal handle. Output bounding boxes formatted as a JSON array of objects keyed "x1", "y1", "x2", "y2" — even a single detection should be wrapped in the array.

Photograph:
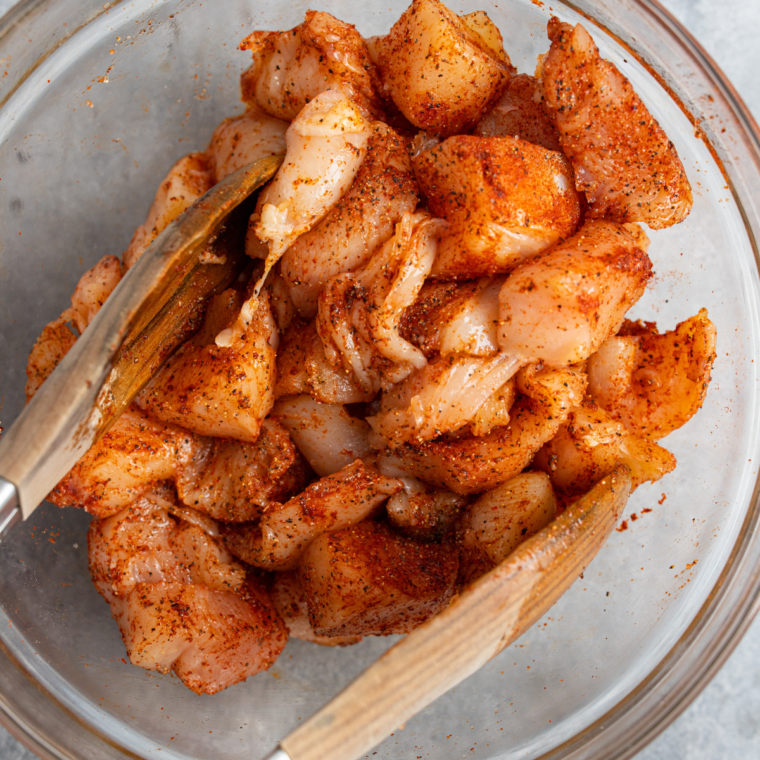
[
  {"x1": 261, "y1": 748, "x2": 291, "y2": 760},
  {"x1": 0, "y1": 475, "x2": 20, "y2": 540}
]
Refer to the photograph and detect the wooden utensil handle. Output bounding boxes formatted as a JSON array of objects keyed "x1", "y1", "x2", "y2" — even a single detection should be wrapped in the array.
[
  {"x1": 0, "y1": 155, "x2": 281, "y2": 523},
  {"x1": 275, "y1": 466, "x2": 632, "y2": 760}
]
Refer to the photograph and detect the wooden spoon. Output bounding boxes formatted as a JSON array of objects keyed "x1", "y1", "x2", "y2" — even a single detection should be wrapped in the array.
[
  {"x1": 0, "y1": 154, "x2": 282, "y2": 539},
  {"x1": 263, "y1": 465, "x2": 632, "y2": 760}
]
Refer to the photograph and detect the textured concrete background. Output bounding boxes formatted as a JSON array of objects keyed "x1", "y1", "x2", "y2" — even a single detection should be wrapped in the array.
[{"x1": 1, "y1": 0, "x2": 759, "y2": 758}]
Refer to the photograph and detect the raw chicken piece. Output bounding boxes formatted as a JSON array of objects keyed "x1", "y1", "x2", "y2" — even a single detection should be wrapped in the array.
[
  {"x1": 586, "y1": 309, "x2": 716, "y2": 440},
  {"x1": 379, "y1": 364, "x2": 586, "y2": 494},
  {"x1": 373, "y1": 0, "x2": 512, "y2": 135},
  {"x1": 469, "y1": 378, "x2": 517, "y2": 437},
  {"x1": 69, "y1": 255, "x2": 123, "y2": 334},
  {"x1": 25, "y1": 314, "x2": 77, "y2": 402},
  {"x1": 368, "y1": 352, "x2": 523, "y2": 444},
  {"x1": 474, "y1": 73, "x2": 561, "y2": 152},
  {"x1": 400, "y1": 278, "x2": 505, "y2": 359},
  {"x1": 26, "y1": 255, "x2": 123, "y2": 400},
  {"x1": 50, "y1": 406, "x2": 304, "y2": 522},
  {"x1": 220, "y1": 460, "x2": 401, "y2": 570},
  {"x1": 122, "y1": 153, "x2": 214, "y2": 270},
  {"x1": 270, "y1": 571, "x2": 362, "y2": 646},
  {"x1": 413, "y1": 135, "x2": 580, "y2": 279},
  {"x1": 88, "y1": 494, "x2": 245, "y2": 601},
  {"x1": 540, "y1": 18, "x2": 692, "y2": 228},
  {"x1": 175, "y1": 419, "x2": 309, "y2": 522},
  {"x1": 498, "y1": 220, "x2": 652, "y2": 366},
  {"x1": 275, "y1": 319, "x2": 373, "y2": 404},
  {"x1": 113, "y1": 580, "x2": 286, "y2": 695},
  {"x1": 280, "y1": 122, "x2": 419, "y2": 316},
  {"x1": 48, "y1": 407, "x2": 193, "y2": 517},
  {"x1": 207, "y1": 105, "x2": 288, "y2": 183},
  {"x1": 273, "y1": 395, "x2": 373, "y2": 477},
  {"x1": 398, "y1": 281, "x2": 480, "y2": 358},
  {"x1": 299, "y1": 520, "x2": 458, "y2": 636},
  {"x1": 190, "y1": 288, "x2": 246, "y2": 346},
  {"x1": 533, "y1": 399, "x2": 676, "y2": 497},
  {"x1": 381, "y1": 472, "x2": 468, "y2": 541},
  {"x1": 459, "y1": 472, "x2": 556, "y2": 584},
  {"x1": 240, "y1": 10, "x2": 383, "y2": 121},
  {"x1": 436, "y1": 278, "x2": 504, "y2": 357},
  {"x1": 265, "y1": 273, "x2": 297, "y2": 333},
  {"x1": 317, "y1": 211, "x2": 444, "y2": 395},
  {"x1": 137, "y1": 293, "x2": 277, "y2": 442},
  {"x1": 251, "y1": 89, "x2": 372, "y2": 295},
  {"x1": 352, "y1": 212, "x2": 441, "y2": 369},
  {"x1": 89, "y1": 496, "x2": 286, "y2": 695}
]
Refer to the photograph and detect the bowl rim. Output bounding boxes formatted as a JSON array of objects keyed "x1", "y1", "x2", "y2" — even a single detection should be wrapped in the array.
[
  {"x1": 537, "y1": 2, "x2": 760, "y2": 757},
  {"x1": 0, "y1": 0, "x2": 758, "y2": 759}
]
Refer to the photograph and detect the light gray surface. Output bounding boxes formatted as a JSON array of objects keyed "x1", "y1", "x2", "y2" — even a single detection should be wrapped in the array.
[{"x1": 0, "y1": 0, "x2": 758, "y2": 759}]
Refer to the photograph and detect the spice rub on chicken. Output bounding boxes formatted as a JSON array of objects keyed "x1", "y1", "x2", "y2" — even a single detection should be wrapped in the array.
[
  {"x1": 27, "y1": 0, "x2": 714, "y2": 695},
  {"x1": 540, "y1": 17, "x2": 693, "y2": 229},
  {"x1": 89, "y1": 494, "x2": 287, "y2": 694}
]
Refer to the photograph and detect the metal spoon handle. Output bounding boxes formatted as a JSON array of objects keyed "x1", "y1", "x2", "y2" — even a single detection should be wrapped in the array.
[{"x1": 0, "y1": 477, "x2": 19, "y2": 540}]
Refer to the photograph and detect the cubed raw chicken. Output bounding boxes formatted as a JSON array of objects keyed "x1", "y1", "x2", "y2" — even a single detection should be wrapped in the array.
[{"x1": 299, "y1": 520, "x2": 458, "y2": 636}]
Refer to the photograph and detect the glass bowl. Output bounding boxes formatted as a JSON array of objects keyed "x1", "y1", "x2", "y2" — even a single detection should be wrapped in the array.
[{"x1": 1, "y1": 0, "x2": 759, "y2": 758}]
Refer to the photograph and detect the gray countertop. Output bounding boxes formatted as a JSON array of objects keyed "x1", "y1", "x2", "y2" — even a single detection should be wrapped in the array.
[{"x1": 1, "y1": 0, "x2": 759, "y2": 758}]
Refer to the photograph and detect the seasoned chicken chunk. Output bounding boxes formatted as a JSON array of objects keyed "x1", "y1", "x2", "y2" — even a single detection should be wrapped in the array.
[
  {"x1": 89, "y1": 496, "x2": 287, "y2": 695},
  {"x1": 413, "y1": 135, "x2": 580, "y2": 278},
  {"x1": 88, "y1": 494, "x2": 246, "y2": 601},
  {"x1": 240, "y1": 10, "x2": 382, "y2": 121},
  {"x1": 299, "y1": 520, "x2": 458, "y2": 636},
  {"x1": 280, "y1": 122, "x2": 419, "y2": 316},
  {"x1": 270, "y1": 571, "x2": 362, "y2": 646},
  {"x1": 459, "y1": 472, "x2": 556, "y2": 584},
  {"x1": 25, "y1": 314, "x2": 77, "y2": 402},
  {"x1": 400, "y1": 277, "x2": 508, "y2": 360},
  {"x1": 221, "y1": 460, "x2": 402, "y2": 570},
  {"x1": 469, "y1": 378, "x2": 517, "y2": 437},
  {"x1": 26, "y1": 255, "x2": 122, "y2": 400},
  {"x1": 122, "y1": 153, "x2": 214, "y2": 270},
  {"x1": 137, "y1": 294, "x2": 277, "y2": 442},
  {"x1": 69, "y1": 255, "x2": 123, "y2": 334},
  {"x1": 373, "y1": 0, "x2": 512, "y2": 135},
  {"x1": 175, "y1": 419, "x2": 309, "y2": 522},
  {"x1": 368, "y1": 351, "x2": 523, "y2": 445},
  {"x1": 398, "y1": 280, "x2": 483, "y2": 358},
  {"x1": 540, "y1": 18, "x2": 692, "y2": 228},
  {"x1": 586, "y1": 309, "x2": 716, "y2": 440},
  {"x1": 317, "y1": 211, "x2": 444, "y2": 395},
  {"x1": 380, "y1": 365, "x2": 586, "y2": 494},
  {"x1": 113, "y1": 580, "x2": 286, "y2": 695},
  {"x1": 207, "y1": 105, "x2": 288, "y2": 183},
  {"x1": 251, "y1": 89, "x2": 372, "y2": 292},
  {"x1": 474, "y1": 74, "x2": 561, "y2": 152},
  {"x1": 51, "y1": 406, "x2": 304, "y2": 522},
  {"x1": 48, "y1": 407, "x2": 193, "y2": 517},
  {"x1": 498, "y1": 220, "x2": 652, "y2": 366},
  {"x1": 382, "y1": 473, "x2": 468, "y2": 541},
  {"x1": 273, "y1": 395, "x2": 373, "y2": 477},
  {"x1": 533, "y1": 399, "x2": 676, "y2": 497},
  {"x1": 275, "y1": 319, "x2": 373, "y2": 404}
]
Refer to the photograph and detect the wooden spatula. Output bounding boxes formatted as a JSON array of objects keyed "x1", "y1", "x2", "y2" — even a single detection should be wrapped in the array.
[
  {"x1": 0, "y1": 154, "x2": 282, "y2": 539},
  {"x1": 262, "y1": 465, "x2": 632, "y2": 760}
]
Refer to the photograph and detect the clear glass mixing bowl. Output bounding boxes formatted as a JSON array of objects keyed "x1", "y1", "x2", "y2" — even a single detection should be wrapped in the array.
[{"x1": 0, "y1": 0, "x2": 759, "y2": 758}]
